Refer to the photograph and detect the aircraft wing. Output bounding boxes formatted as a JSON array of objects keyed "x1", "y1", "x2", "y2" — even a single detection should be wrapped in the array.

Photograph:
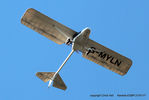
[
  {"x1": 21, "y1": 8, "x2": 77, "y2": 44},
  {"x1": 82, "y1": 39, "x2": 132, "y2": 75}
]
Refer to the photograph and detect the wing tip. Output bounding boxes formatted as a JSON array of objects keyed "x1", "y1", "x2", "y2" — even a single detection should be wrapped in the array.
[
  {"x1": 20, "y1": 8, "x2": 36, "y2": 24},
  {"x1": 122, "y1": 58, "x2": 133, "y2": 76},
  {"x1": 25, "y1": 8, "x2": 37, "y2": 14}
]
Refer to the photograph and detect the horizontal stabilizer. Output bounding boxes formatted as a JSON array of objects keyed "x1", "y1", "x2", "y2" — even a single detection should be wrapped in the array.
[{"x1": 36, "y1": 72, "x2": 67, "y2": 90}]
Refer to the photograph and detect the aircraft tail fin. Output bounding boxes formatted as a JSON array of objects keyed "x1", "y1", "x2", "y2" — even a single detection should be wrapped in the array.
[{"x1": 36, "y1": 72, "x2": 67, "y2": 90}]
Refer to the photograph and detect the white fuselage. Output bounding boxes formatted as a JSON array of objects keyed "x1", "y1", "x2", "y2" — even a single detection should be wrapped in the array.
[{"x1": 72, "y1": 27, "x2": 91, "y2": 52}]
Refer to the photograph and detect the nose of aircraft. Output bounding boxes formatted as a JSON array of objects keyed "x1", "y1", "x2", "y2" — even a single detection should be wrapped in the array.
[{"x1": 81, "y1": 27, "x2": 91, "y2": 34}]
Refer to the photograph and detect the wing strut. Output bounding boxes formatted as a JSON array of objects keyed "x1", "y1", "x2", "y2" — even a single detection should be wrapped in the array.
[{"x1": 48, "y1": 49, "x2": 74, "y2": 88}]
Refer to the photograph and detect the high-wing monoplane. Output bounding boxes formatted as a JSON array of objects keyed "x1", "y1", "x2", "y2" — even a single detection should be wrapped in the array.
[{"x1": 21, "y1": 8, "x2": 132, "y2": 90}]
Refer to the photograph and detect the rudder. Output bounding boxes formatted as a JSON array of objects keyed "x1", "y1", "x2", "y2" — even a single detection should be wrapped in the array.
[{"x1": 36, "y1": 72, "x2": 67, "y2": 90}]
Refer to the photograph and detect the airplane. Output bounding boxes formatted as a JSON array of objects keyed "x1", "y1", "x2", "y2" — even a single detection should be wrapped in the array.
[{"x1": 21, "y1": 8, "x2": 132, "y2": 90}]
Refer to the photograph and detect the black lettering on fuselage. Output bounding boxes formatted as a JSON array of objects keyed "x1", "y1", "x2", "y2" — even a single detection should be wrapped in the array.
[
  {"x1": 106, "y1": 54, "x2": 112, "y2": 61},
  {"x1": 87, "y1": 47, "x2": 122, "y2": 67},
  {"x1": 86, "y1": 47, "x2": 96, "y2": 55},
  {"x1": 110, "y1": 57, "x2": 116, "y2": 64},
  {"x1": 115, "y1": 59, "x2": 121, "y2": 66},
  {"x1": 98, "y1": 52, "x2": 106, "y2": 59}
]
